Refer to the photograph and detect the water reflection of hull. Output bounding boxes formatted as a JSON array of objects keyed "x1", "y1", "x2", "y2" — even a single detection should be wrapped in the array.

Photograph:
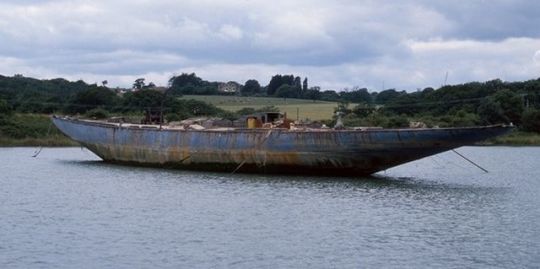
[{"x1": 52, "y1": 117, "x2": 512, "y2": 176}]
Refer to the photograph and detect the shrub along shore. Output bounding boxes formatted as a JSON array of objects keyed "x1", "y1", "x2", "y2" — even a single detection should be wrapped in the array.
[{"x1": 1, "y1": 74, "x2": 540, "y2": 146}]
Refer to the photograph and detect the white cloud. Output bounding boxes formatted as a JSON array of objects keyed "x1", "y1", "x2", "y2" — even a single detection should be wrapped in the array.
[
  {"x1": 0, "y1": 0, "x2": 539, "y2": 90},
  {"x1": 218, "y1": 25, "x2": 243, "y2": 41}
]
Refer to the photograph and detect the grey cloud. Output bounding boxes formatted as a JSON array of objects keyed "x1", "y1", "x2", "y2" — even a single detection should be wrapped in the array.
[
  {"x1": 0, "y1": 0, "x2": 538, "y2": 89},
  {"x1": 417, "y1": 0, "x2": 540, "y2": 40}
]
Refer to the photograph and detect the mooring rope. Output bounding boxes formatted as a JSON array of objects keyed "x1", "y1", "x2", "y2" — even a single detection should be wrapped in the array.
[
  {"x1": 32, "y1": 121, "x2": 53, "y2": 158},
  {"x1": 231, "y1": 160, "x2": 247, "y2": 174},
  {"x1": 452, "y1": 149, "x2": 489, "y2": 173}
]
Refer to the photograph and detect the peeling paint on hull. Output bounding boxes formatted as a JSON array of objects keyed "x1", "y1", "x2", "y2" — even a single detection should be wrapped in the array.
[{"x1": 52, "y1": 117, "x2": 513, "y2": 176}]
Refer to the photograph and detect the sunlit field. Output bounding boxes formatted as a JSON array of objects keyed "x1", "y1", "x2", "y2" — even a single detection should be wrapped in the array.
[{"x1": 181, "y1": 95, "x2": 338, "y2": 120}]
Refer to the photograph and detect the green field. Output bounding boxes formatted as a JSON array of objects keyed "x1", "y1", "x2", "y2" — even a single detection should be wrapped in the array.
[{"x1": 181, "y1": 95, "x2": 338, "y2": 120}]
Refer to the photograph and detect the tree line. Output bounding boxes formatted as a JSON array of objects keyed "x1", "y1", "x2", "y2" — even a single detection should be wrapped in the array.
[
  {"x1": 342, "y1": 79, "x2": 540, "y2": 132},
  {"x1": 1, "y1": 73, "x2": 539, "y2": 133}
]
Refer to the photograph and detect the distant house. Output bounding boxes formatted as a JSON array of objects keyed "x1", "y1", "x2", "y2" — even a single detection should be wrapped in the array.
[
  {"x1": 218, "y1": 81, "x2": 241, "y2": 93},
  {"x1": 114, "y1": 87, "x2": 131, "y2": 96}
]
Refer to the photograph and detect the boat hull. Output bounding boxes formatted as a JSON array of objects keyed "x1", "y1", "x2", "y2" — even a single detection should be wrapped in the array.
[{"x1": 52, "y1": 117, "x2": 512, "y2": 176}]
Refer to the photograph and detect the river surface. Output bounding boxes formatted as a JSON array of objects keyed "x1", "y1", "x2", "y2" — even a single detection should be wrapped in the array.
[{"x1": 1, "y1": 147, "x2": 539, "y2": 268}]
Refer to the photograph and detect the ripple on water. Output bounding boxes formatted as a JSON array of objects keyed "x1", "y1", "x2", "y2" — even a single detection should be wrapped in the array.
[{"x1": 0, "y1": 147, "x2": 539, "y2": 268}]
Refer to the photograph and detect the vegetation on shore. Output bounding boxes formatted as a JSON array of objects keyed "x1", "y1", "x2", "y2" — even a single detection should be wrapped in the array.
[
  {"x1": 1, "y1": 73, "x2": 540, "y2": 146},
  {"x1": 485, "y1": 131, "x2": 540, "y2": 146},
  {"x1": 0, "y1": 114, "x2": 77, "y2": 147}
]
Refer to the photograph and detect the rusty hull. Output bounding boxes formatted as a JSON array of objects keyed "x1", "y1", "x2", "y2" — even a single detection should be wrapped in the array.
[{"x1": 52, "y1": 117, "x2": 513, "y2": 176}]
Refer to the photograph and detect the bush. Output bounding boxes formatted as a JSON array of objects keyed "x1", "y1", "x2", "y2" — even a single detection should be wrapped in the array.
[
  {"x1": 165, "y1": 113, "x2": 181, "y2": 122},
  {"x1": 85, "y1": 108, "x2": 109, "y2": 119},
  {"x1": 352, "y1": 103, "x2": 375, "y2": 117},
  {"x1": 478, "y1": 98, "x2": 507, "y2": 124},
  {"x1": 0, "y1": 99, "x2": 12, "y2": 116},
  {"x1": 0, "y1": 117, "x2": 25, "y2": 138},
  {"x1": 449, "y1": 111, "x2": 480, "y2": 127},
  {"x1": 66, "y1": 87, "x2": 119, "y2": 114},
  {"x1": 341, "y1": 113, "x2": 409, "y2": 128},
  {"x1": 0, "y1": 114, "x2": 60, "y2": 139},
  {"x1": 342, "y1": 114, "x2": 368, "y2": 127},
  {"x1": 274, "y1": 84, "x2": 300, "y2": 98},
  {"x1": 478, "y1": 89, "x2": 524, "y2": 125},
  {"x1": 384, "y1": 115, "x2": 409, "y2": 128},
  {"x1": 521, "y1": 109, "x2": 540, "y2": 133},
  {"x1": 236, "y1": 107, "x2": 257, "y2": 115}
]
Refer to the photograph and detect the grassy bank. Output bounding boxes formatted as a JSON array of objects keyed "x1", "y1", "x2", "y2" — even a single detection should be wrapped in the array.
[
  {"x1": 0, "y1": 114, "x2": 78, "y2": 147},
  {"x1": 485, "y1": 131, "x2": 540, "y2": 146}
]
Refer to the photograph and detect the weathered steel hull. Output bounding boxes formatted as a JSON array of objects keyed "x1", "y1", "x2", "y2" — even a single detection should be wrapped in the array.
[{"x1": 52, "y1": 117, "x2": 512, "y2": 176}]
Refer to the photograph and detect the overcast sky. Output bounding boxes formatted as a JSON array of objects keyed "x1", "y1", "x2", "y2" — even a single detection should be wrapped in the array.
[{"x1": 1, "y1": 0, "x2": 539, "y2": 91}]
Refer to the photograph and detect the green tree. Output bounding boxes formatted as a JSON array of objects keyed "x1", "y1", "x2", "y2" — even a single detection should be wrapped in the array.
[
  {"x1": 320, "y1": 90, "x2": 340, "y2": 101},
  {"x1": 374, "y1": 89, "x2": 403, "y2": 104},
  {"x1": 478, "y1": 98, "x2": 506, "y2": 124},
  {"x1": 275, "y1": 84, "x2": 300, "y2": 98},
  {"x1": 133, "y1": 78, "x2": 145, "y2": 90},
  {"x1": 267, "y1": 74, "x2": 295, "y2": 96},
  {"x1": 340, "y1": 87, "x2": 372, "y2": 103},
  {"x1": 85, "y1": 108, "x2": 109, "y2": 119},
  {"x1": 168, "y1": 73, "x2": 215, "y2": 96},
  {"x1": 302, "y1": 87, "x2": 321, "y2": 101},
  {"x1": 122, "y1": 89, "x2": 165, "y2": 112},
  {"x1": 169, "y1": 73, "x2": 204, "y2": 88},
  {"x1": 478, "y1": 89, "x2": 524, "y2": 125},
  {"x1": 294, "y1": 76, "x2": 301, "y2": 90},
  {"x1": 66, "y1": 87, "x2": 119, "y2": 114},
  {"x1": 241, "y1": 79, "x2": 261, "y2": 96},
  {"x1": 0, "y1": 98, "x2": 13, "y2": 116},
  {"x1": 267, "y1": 75, "x2": 283, "y2": 96},
  {"x1": 521, "y1": 109, "x2": 540, "y2": 133},
  {"x1": 491, "y1": 89, "x2": 524, "y2": 124}
]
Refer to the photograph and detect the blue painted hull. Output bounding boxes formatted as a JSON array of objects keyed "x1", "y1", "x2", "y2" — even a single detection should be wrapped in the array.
[{"x1": 52, "y1": 117, "x2": 512, "y2": 176}]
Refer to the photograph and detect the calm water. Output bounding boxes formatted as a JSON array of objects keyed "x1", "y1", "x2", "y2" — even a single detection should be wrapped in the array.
[{"x1": 1, "y1": 147, "x2": 539, "y2": 268}]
